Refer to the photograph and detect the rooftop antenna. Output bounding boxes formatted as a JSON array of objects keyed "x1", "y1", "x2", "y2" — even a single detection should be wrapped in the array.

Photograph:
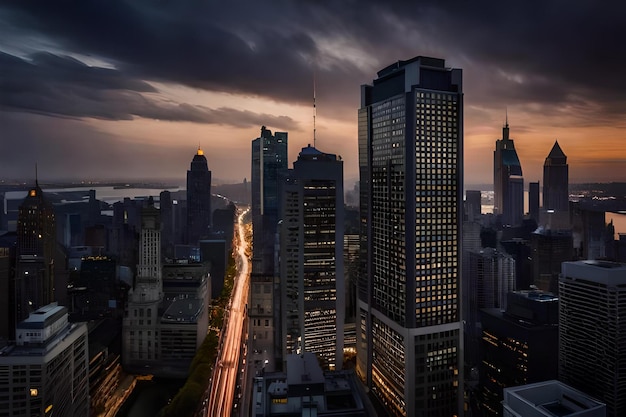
[
  {"x1": 35, "y1": 163, "x2": 38, "y2": 187},
  {"x1": 313, "y1": 69, "x2": 317, "y2": 148},
  {"x1": 505, "y1": 107, "x2": 509, "y2": 128}
]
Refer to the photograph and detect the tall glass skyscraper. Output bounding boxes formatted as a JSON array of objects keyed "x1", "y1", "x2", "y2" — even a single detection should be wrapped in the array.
[
  {"x1": 251, "y1": 126, "x2": 288, "y2": 276},
  {"x1": 493, "y1": 122, "x2": 524, "y2": 226},
  {"x1": 357, "y1": 56, "x2": 463, "y2": 416}
]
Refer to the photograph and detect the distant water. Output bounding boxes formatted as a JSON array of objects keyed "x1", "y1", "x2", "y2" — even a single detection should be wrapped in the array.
[{"x1": 5, "y1": 185, "x2": 181, "y2": 205}]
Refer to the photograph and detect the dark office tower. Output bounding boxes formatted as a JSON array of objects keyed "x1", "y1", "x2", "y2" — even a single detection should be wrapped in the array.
[
  {"x1": 15, "y1": 182, "x2": 56, "y2": 323},
  {"x1": 160, "y1": 191, "x2": 174, "y2": 259},
  {"x1": 358, "y1": 56, "x2": 463, "y2": 417},
  {"x1": 278, "y1": 145, "x2": 344, "y2": 370},
  {"x1": 531, "y1": 228, "x2": 573, "y2": 294},
  {"x1": 463, "y1": 248, "x2": 515, "y2": 368},
  {"x1": 465, "y1": 190, "x2": 482, "y2": 222},
  {"x1": 528, "y1": 181, "x2": 540, "y2": 223},
  {"x1": 187, "y1": 147, "x2": 212, "y2": 245},
  {"x1": 493, "y1": 121, "x2": 524, "y2": 226},
  {"x1": 479, "y1": 290, "x2": 559, "y2": 417},
  {"x1": 543, "y1": 140, "x2": 568, "y2": 213},
  {"x1": 559, "y1": 260, "x2": 626, "y2": 417},
  {"x1": 0, "y1": 246, "x2": 13, "y2": 341},
  {"x1": 251, "y1": 126, "x2": 288, "y2": 275}
]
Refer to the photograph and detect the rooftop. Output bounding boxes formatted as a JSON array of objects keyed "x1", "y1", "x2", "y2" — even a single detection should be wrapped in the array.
[
  {"x1": 161, "y1": 298, "x2": 203, "y2": 323},
  {"x1": 503, "y1": 380, "x2": 606, "y2": 416}
]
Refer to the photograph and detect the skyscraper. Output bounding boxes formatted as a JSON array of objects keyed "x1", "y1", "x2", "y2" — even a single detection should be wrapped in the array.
[
  {"x1": 122, "y1": 201, "x2": 162, "y2": 372},
  {"x1": 543, "y1": 140, "x2": 568, "y2": 213},
  {"x1": 493, "y1": 122, "x2": 524, "y2": 226},
  {"x1": 528, "y1": 181, "x2": 540, "y2": 223},
  {"x1": 251, "y1": 126, "x2": 288, "y2": 275},
  {"x1": 278, "y1": 145, "x2": 344, "y2": 370},
  {"x1": 187, "y1": 147, "x2": 212, "y2": 245},
  {"x1": 15, "y1": 181, "x2": 56, "y2": 324},
  {"x1": 250, "y1": 126, "x2": 287, "y2": 367},
  {"x1": 559, "y1": 260, "x2": 626, "y2": 417},
  {"x1": 357, "y1": 56, "x2": 463, "y2": 416}
]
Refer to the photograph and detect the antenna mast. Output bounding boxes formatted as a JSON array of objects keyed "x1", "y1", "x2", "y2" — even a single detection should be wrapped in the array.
[{"x1": 313, "y1": 70, "x2": 317, "y2": 148}]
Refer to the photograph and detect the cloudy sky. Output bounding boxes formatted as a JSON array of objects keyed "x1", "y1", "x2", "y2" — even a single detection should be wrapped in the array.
[{"x1": 1, "y1": 1, "x2": 625, "y2": 187}]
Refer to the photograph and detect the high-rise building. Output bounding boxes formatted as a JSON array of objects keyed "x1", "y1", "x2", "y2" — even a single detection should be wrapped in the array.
[
  {"x1": 463, "y1": 248, "x2": 515, "y2": 368},
  {"x1": 15, "y1": 182, "x2": 56, "y2": 324},
  {"x1": 559, "y1": 260, "x2": 626, "y2": 417},
  {"x1": 531, "y1": 228, "x2": 573, "y2": 294},
  {"x1": 250, "y1": 125, "x2": 288, "y2": 369},
  {"x1": 465, "y1": 190, "x2": 482, "y2": 222},
  {"x1": 0, "y1": 303, "x2": 89, "y2": 417},
  {"x1": 357, "y1": 56, "x2": 463, "y2": 416},
  {"x1": 278, "y1": 145, "x2": 344, "y2": 370},
  {"x1": 543, "y1": 141, "x2": 568, "y2": 213},
  {"x1": 251, "y1": 126, "x2": 288, "y2": 275},
  {"x1": 122, "y1": 201, "x2": 162, "y2": 372},
  {"x1": 528, "y1": 181, "x2": 540, "y2": 223},
  {"x1": 494, "y1": 122, "x2": 524, "y2": 226},
  {"x1": 187, "y1": 147, "x2": 212, "y2": 245},
  {"x1": 480, "y1": 290, "x2": 559, "y2": 416}
]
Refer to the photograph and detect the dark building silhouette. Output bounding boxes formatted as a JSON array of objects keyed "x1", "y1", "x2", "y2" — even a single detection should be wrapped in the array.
[
  {"x1": 479, "y1": 290, "x2": 559, "y2": 417},
  {"x1": 528, "y1": 181, "x2": 540, "y2": 223},
  {"x1": 531, "y1": 228, "x2": 573, "y2": 294},
  {"x1": 199, "y1": 239, "x2": 227, "y2": 299},
  {"x1": 493, "y1": 121, "x2": 524, "y2": 227},
  {"x1": 358, "y1": 56, "x2": 463, "y2": 416},
  {"x1": 212, "y1": 202, "x2": 236, "y2": 246},
  {"x1": 15, "y1": 182, "x2": 57, "y2": 323},
  {"x1": 72, "y1": 256, "x2": 118, "y2": 320},
  {"x1": 0, "y1": 243, "x2": 14, "y2": 342},
  {"x1": 160, "y1": 190, "x2": 174, "y2": 259},
  {"x1": 543, "y1": 140, "x2": 568, "y2": 213},
  {"x1": 187, "y1": 147, "x2": 212, "y2": 245},
  {"x1": 465, "y1": 190, "x2": 482, "y2": 222}
]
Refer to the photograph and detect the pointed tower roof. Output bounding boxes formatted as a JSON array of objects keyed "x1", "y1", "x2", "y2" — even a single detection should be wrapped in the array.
[{"x1": 545, "y1": 140, "x2": 567, "y2": 165}]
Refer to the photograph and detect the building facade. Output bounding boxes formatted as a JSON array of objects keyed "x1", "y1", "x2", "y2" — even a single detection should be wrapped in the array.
[
  {"x1": 0, "y1": 303, "x2": 89, "y2": 417},
  {"x1": 493, "y1": 122, "x2": 524, "y2": 227},
  {"x1": 357, "y1": 56, "x2": 463, "y2": 416},
  {"x1": 542, "y1": 141, "x2": 568, "y2": 213},
  {"x1": 122, "y1": 202, "x2": 163, "y2": 371},
  {"x1": 559, "y1": 260, "x2": 626, "y2": 417},
  {"x1": 187, "y1": 147, "x2": 212, "y2": 245},
  {"x1": 278, "y1": 145, "x2": 344, "y2": 370},
  {"x1": 15, "y1": 182, "x2": 56, "y2": 324},
  {"x1": 250, "y1": 125, "x2": 288, "y2": 369},
  {"x1": 480, "y1": 290, "x2": 559, "y2": 416}
]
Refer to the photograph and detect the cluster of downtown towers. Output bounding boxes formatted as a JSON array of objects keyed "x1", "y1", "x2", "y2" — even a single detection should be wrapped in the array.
[{"x1": 252, "y1": 56, "x2": 464, "y2": 417}]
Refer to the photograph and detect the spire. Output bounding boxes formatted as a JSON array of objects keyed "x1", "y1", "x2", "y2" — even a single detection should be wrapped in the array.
[
  {"x1": 313, "y1": 68, "x2": 317, "y2": 148},
  {"x1": 502, "y1": 108, "x2": 510, "y2": 141},
  {"x1": 197, "y1": 144, "x2": 204, "y2": 156},
  {"x1": 35, "y1": 163, "x2": 38, "y2": 187}
]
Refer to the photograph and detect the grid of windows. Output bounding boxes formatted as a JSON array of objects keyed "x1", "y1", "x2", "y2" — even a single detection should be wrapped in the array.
[
  {"x1": 371, "y1": 96, "x2": 407, "y2": 325},
  {"x1": 371, "y1": 318, "x2": 406, "y2": 417},
  {"x1": 414, "y1": 91, "x2": 460, "y2": 327}
]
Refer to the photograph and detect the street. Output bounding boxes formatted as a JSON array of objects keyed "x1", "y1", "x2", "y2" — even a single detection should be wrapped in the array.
[{"x1": 205, "y1": 208, "x2": 251, "y2": 416}]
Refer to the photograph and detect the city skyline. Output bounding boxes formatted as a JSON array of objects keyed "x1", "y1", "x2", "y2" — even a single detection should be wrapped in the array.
[{"x1": 1, "y1": 2, "x2": 626, "y2": 185}]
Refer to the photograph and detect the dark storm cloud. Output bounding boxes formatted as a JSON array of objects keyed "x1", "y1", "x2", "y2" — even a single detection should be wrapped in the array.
[
  {"x1": 0, "y1": 51, "x2": 300, "y2": 130},
  {"x1": 2, "y1": 1, "x2": 626, "y2": 118}
]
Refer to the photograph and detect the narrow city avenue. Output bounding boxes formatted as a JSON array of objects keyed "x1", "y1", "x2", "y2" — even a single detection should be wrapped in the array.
[{"x1": 206, "y1": 207, "x2": 251, "y2": 416}]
